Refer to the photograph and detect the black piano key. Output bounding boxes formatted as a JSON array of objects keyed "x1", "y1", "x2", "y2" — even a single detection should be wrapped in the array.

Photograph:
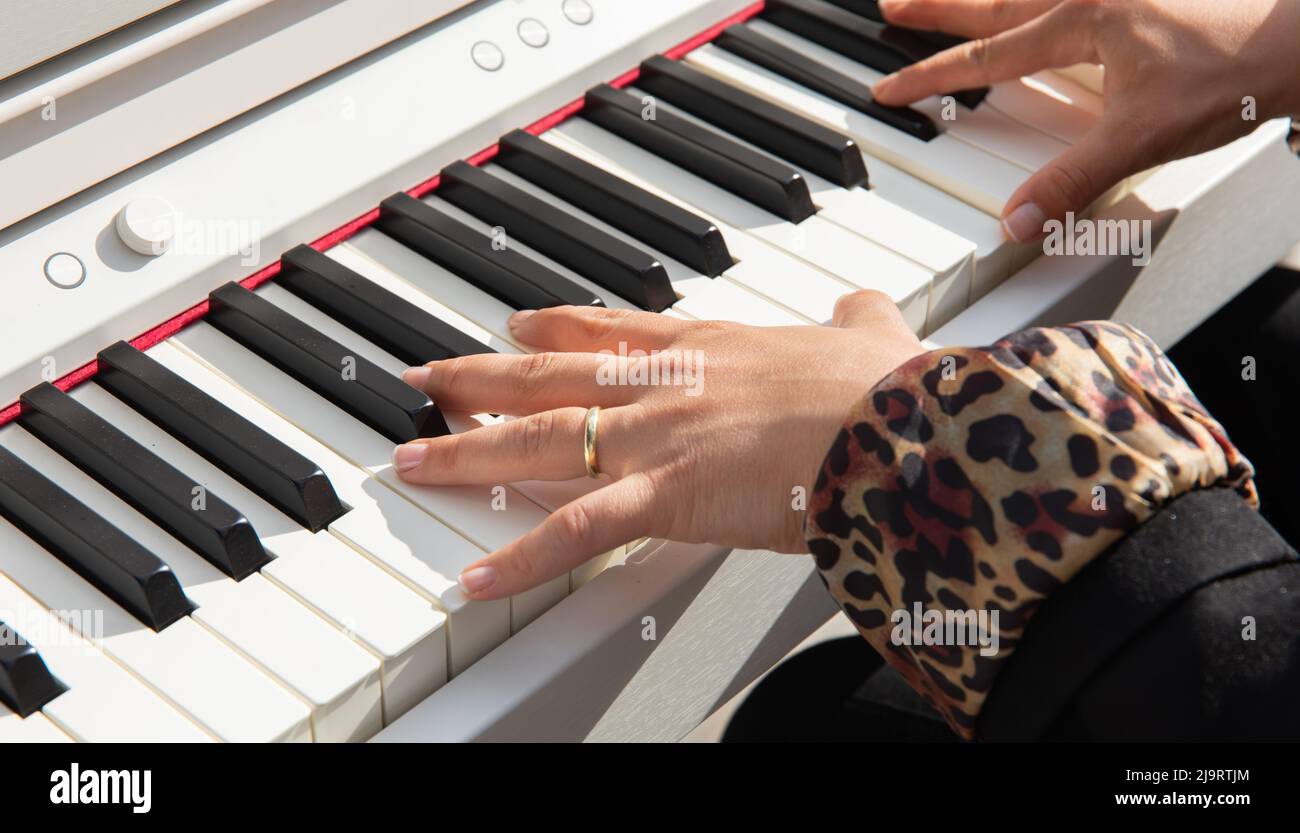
[
  {"x1": 376, "y1": 193, "x2": 605, "y2": 310},
  {"x1": 207, "y1": 282, "x2": 450, "y2": 444},
  {"x1": 582, "y1": 84, "x2": 816, "y2": 223},
  {"x1": 0, "y1": 446, "x2": 194, "y2": 631},
  {"x1": 279, "y1": 245, "x2": 495, "y2": 365},
  {"x1": 713, "y1": 24, "x2": 937, "y2": 141},
  {"x1": 925, "y1": 32, "x2": 969, "y2": 52},
  {"x1": 0, "y1": 620, "x2": 68, "y2": 717},
  {"x1": 823, "y1": 0, "x2": 883, "y2": 20},
  {"x1": 637, "y1": 55, "x2": 868, "y2": 188},
  {"x1": 496, "y1": 130, "x2": 735, "y2": 277},
  {"x1": 823, "y1": 0, "x2": 972, "y2": 52},
  {"x1": 438, "y1": 161, "x2": 677, "y2": 312},
  {"x1": 96, "y1": 341, "x2": 347, "y2": 534},
  {"x1": 763, "y1": 0, "x2": 989, "y2": 108},
  {"x1": 19, "y1": 382, "x2": 272, "y2": 581}
]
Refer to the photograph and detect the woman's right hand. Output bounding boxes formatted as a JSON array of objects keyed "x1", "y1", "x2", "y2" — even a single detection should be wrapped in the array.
[{"x1": 872, "y1": 0, "x2": 1300, "y2": 242}]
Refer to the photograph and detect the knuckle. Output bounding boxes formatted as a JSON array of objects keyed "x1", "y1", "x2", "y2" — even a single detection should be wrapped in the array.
[
  {"x1": 1069, "y1": 0, "x2": 1111, "y2": 16},
  {"x1": 1065, "y1": 0, "x2": 1118, "y2": 29},
  {"x1": 439, "y1": 355, "x2": 470, "y2": 391},
  {"x1": 965, "y1": 37, "x2": 994, "y2": 74},
  {"x1": 556, "y1": 502, "x2": 596, "y2": 551},
  {"x1": 838, "y1": 288, "x2": 891, "y2": 311},
  {"x1": 505, "y1": 549, "x2": 537, "y2": 581},
  {"x1": 1041, "y1": 161, "x2": 1098, "y2": 209},
  {"x1": 517, "y1": 351, "x2": 558, "y2": 398},
  {"x1": 577, "y1": 307, "x2": 634, "y2": 342},
  {"x1": 686, "y1": 319, "x2": 735, "y2": 339},
  {"x1": 985, "y1": 0, "x2": 1013, "y2": 23},
  {"x1": 518, "y1": 410, "x2": 556, "y2": 458},
  {"x1": 426, "y1": 437, "x2": 459, "y2": 474}
]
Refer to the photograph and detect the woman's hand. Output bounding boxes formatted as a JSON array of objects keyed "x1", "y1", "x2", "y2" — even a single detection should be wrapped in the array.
[
  {"x1": 872, "y1": 0, "x2": 1300, "y2": 241},
  {"x1": 393, "y1": 291, "x2": 925, "y2": 600}
]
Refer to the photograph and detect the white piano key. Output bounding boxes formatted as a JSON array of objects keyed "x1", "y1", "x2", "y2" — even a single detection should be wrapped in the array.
[
  {"x1": 324, "y1": 244, "x2": 515, "y2": 355},
  {"x1": 808, "y1": 181, "x2": 973, "y2": 330},
  {"x1": 75, "y1": 382, "x2": 448, "y2": 724},
  {"x1": 680, "y1": 29, "x2": 1025, "y2": 215},
  {"x1": 0, "y1": 570, "x2": 212, "y2": 742},
  {"x1": 409, "y1": 193, "x2": 704, "y2": 330},
  {"x1": 169, "y1": 323, "x2": 546, "y2": 550},
  {"x1": 637, "y1": 73, "x2": 977, "y2": 330},
  {"x1": 286, "y1": 260, "x2": 604, "y2": 599},
  {"x1": 986, "y1": 75, "x2": 1099, "y2": 145},
  {"x1": 480, "y1": 163, "x2": 807, "y2": 327},
  {"x1": 0, "y1": 702, "x2": 72, "y2": 742},
  {"x1": 537, "y1": 128, "x2": 851, "y2": 323},
  {"x1": 356, "y1": 190, "x2": 842, "y2": 327},
  {"x1": 857, "y1": 156, "x2": 1023, "y2": 303},
  {"x1": 338, "y1": 232, "x2": 531, "y2": 352},
  {"x1": 148, "y1": 339, "x2": 511, "y2": 673},
  {"x1": 735, "y1": 24, "x2": 1073, "y2": 171},
  {"x1": 431, "y1": 194, "x2": 650, "y2": 314},
  {"x1": 625, "y1": 88, "x2": 936, "y2": 328},
  {"x1": 1053, "y1": 63, "x2": 1105, "y2": 96},
  {"x1": 0, "y1": 507, "x2": 311, "y2": 742},
  {"x1": 326, "y1": 245, "x2": 616, "y2": 509},
  {"x1": 2, "y1": 425, "x2": 382, "y2": 742},
  {"x1": 1025, "y1": 71, "x2": 1104, "y2": 118},
  {"x1": 548, "y1": 118, "x2": 930, "y2": 332},
  {"x1": 250, "y1": 283, "x2": 572, "y2": 633},
  {"x1": 194, "y1": 572, "x2": 381, "y2": 741}
]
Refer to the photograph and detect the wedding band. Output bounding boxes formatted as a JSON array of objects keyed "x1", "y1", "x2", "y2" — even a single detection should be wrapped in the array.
[{"x1": 583, "y1": 406, "x2": 601, "y2": 478}]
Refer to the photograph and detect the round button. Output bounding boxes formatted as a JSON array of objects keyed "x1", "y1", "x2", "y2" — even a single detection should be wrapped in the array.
[
  {"x1": 470, "y1": 41, "x2": 505, "y2": 71},
  {"x1": 116, "y1": 195, "x2": 177, "y2": 256},
  {"x1": 562, "y1": 0, "x2": 594, "y2": 25},
  {"x1": 44, "y1": 252, "x2": 86, "y2": 290},
  {"x1": 517, "y1": 18, "x2": 549, "y2": 48}
]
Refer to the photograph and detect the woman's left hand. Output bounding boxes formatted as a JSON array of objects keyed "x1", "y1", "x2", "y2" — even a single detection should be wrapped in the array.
[{"x1": 393, "y1": 291, "x2": 925, "y2": 600}]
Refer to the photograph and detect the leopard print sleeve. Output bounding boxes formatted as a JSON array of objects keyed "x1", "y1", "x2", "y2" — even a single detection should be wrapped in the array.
[{"x1": 804, "y1": 321, "x2": 1256, "y2": 740}]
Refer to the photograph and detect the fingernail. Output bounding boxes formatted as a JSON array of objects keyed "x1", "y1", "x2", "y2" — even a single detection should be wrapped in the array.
[
  {"x1": 392, "y1": 442, "x2": 428, "y2": 474},
  {"x1": 401, "y1": 366, "x2": 432, "y2": 388},
  {"x1": 1001, "y1": 202, "x2": 1048, "y2": 243},
  {"x1": 873, "y1": 73, "x2": 897, "y2": 97},
  {"x1": 508, "y1": 310, "x2": 536, "y2": 328},
  {"x1": 459, "y1": 565, "x2": 499, "y2": 594}
]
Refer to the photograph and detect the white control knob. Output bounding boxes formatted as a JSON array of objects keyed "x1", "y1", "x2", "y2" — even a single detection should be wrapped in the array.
[
  {"x1": 470, "y1": 41, "x2": 505, "y2": 71},
  {"x1": 116, "y1": 195, "x2": 177, "y2": 256},
  {"x1": 562, "y1": 0, "x2": 594, "y2": 25}
]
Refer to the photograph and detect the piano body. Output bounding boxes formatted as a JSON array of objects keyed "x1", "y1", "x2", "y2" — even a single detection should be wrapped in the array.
[{"x1": 0, "y1": 0, "x2": 1297, "y2": 743}]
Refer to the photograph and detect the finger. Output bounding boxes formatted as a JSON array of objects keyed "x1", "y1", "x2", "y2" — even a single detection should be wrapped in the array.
[
  {"x1": 878, "y1": 0, "x2": 1065, "y2": 38},
  {"x1": 401, "y1": 350, "x2": 633, "y2": 415},
  {"x1": 392, "y1": 405, "x2": 641, "y2": 485},
  {"x1": 1000, "y1": 117, "x2": 1160, "y2": 242},
  {"x1": 872, "y1": 4, "x2": 1094, "y2": 106},
  {"x1": 508, "y1": 305, "x2": 686, "y2": 353},
  {"x1": 457, "y1": 473, "x2": 657, "y2": 600},
  {"x1": 831, "y1": 289, "x2": 909, "y2": 330}
]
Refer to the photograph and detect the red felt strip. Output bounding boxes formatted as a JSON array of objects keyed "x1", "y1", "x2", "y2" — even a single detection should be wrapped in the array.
[{"x1": 0, "y1": 1, "x2": 765, "y2": 427}]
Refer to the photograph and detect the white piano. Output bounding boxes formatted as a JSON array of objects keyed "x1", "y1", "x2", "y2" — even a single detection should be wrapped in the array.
[{"x1": 0, "y1": 0, "x2": 1297, "y2": 743}]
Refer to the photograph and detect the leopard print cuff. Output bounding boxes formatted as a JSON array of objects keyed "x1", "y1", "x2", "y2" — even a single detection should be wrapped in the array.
[{"x1": 804, "y1": 321, "x2": 1256, "y2": 739}]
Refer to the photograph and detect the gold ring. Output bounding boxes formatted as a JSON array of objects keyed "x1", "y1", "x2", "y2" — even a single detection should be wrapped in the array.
[{"x1": 583, "y1": 406, "x2": 601, "y2": 478}]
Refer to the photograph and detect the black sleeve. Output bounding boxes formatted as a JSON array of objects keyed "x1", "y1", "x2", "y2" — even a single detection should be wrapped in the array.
[{"x1": 980, "y1": 487, "x2": 1300, "y2": 741}]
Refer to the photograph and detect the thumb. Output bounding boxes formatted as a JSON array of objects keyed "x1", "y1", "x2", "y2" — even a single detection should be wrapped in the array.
[
  {"x1": 831, "y1": 289, "x2": 906, "y2": 329},
  {"x1": 1001, "y1": 119, "x2": 1155, "y2": 242}
]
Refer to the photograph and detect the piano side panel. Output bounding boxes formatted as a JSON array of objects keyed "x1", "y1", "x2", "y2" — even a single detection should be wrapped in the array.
[
  {"x1": 372, "y1": 541, "x2": 838, "y2": 742},
  {"x1": 929, "y1": 119, "x2": 1300, "y2": 350}
]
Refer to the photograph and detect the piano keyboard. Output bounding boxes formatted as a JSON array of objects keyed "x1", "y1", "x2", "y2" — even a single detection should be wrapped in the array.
[{"x1": 2, "y1": 0, "x2": 1296, "y2": 742}]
